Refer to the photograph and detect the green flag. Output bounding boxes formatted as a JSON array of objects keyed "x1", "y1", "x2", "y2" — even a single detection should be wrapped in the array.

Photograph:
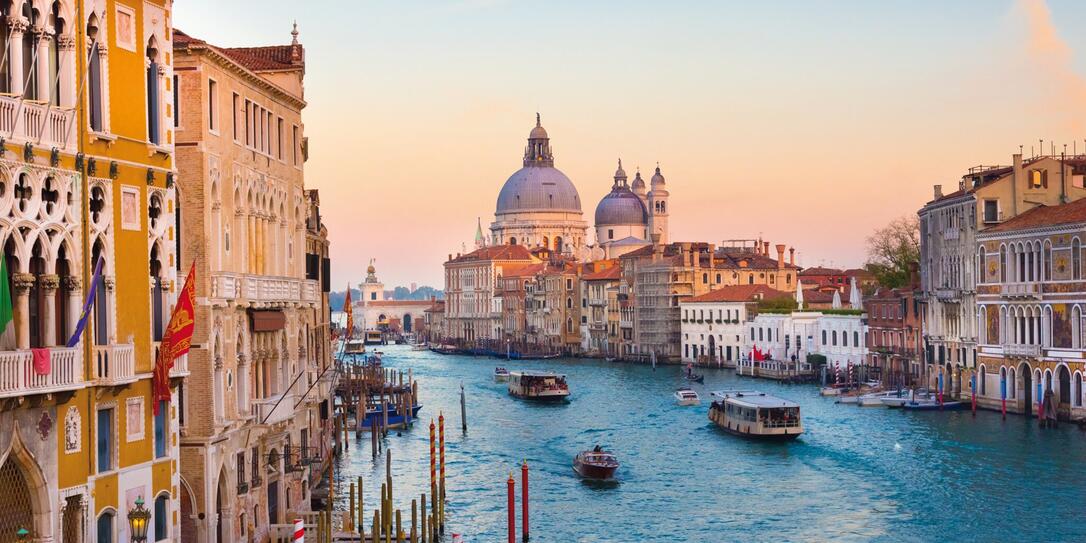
[{"x1": 0, "y1": 258, "x2": 13, "y2": 350}]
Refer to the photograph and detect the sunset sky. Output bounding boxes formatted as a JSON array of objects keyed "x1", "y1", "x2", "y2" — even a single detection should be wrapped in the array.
[{"x1": 175, "y1": 0, "x2": 1086, "y2": 289}]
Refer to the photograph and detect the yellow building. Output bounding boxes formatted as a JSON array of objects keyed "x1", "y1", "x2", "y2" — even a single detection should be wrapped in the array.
[{"x1": 0, "y1": 1, "x2": 182, "y2": 541}]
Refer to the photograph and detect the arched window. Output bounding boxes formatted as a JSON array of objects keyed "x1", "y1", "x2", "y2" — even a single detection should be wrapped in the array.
[
  {"x1": 843, "y1": 332, "x2": 848, "y2": 347},
  {"x1": 821, "y1": 330, "x2": 826, "y2": 345},
  {"x1": 1043, "y1": 240, "x2": 1052, "y2": 281},
  {"x1": 979, "y1": 366, "x2": 987, "y2": 396},
  {"x1": 47, "y1": 1, "x2": 64, "y2": 105},
  {"x1": 978, "y1": 247, "x2": 986, "y2": 283},
  {"x1": 565, "y1": 297, "x2": 572, "y2": 309},
  {"x1": 154, "y1": 494, "x2": 169, "y2": 541},
  {"x1": 1074, "y1": 372, "x2": 1082, "y2": 407},
  {"x1": 565, "y1": 318, "x2": 573, "y2": 333},
  {"x1": 147, "y1": 36, "x2": 162, "y2": 144},
  {"x1": 832, "y1": 330, "x2": 838, "y2": 346},
  {"x1": 97, "y1": 510, "x2": 116, "y2": 543},
  {"x1": 715, "y1": 273, "x2": 721, "y2": 283},
  {"x1": 702, "y1": 272, "x2": 708, "y2": 284},
  {"x1": 87, "y1": 13, "x2": 105, "y2": 131},
  {"x1": 999, "y1": 245, "x2": 1007, "y2": 283},
  {"x1": 509, "y1": 237, "x2": 516, "y2": 245},
  {"x1": 1009, "y1": 367, "x2": 1016, "y2": 399},
  {"x1": 853, "y1": 331, "x2": 859, "y2": 347}
]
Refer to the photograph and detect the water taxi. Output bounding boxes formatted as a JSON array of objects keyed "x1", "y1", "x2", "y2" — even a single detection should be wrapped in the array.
[
  {"x1": 573, "y1": 448, "x2": 619, "y2": 480},
  {"x1": 857, "y1": 390, "x2": 907, "y2": 407},
  {"x1": 494, "y1": 367, "x2": 510, "y2": 382},
  {"x1": 508, "y1": 371, "x2": 570, "y2": 401},
  {"x1": 709, "y1": 390, "x2": 803, "y2": 440},
  {"x1": 343, "y1": 339, "x2": 366, "y2": 356},
  {"x1": 364, "y1": 330, "x2": 384, "y2": 345},
  {"x1": 674, "y1": 387, "x2": 700, "y2": 406}
]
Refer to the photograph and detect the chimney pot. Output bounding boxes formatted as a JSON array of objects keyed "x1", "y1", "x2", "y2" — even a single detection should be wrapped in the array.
[
  {"x1": 775, "y1": 244, "x2": 786, "y2": 270},
  {"x1": 933, "y1": 184, "x2": 943, "y2": 199},
  {"x1": 789, "y1": 247, "x2": 795, "y2": 266},
  {"x1": 762, "y1": 241, "x2": 770, "y2": 256}
]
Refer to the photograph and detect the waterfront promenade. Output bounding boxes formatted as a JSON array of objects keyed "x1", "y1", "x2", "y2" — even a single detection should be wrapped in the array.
[{"x1": 332, "y1": 346, "x2": 1086, "y2": 542}]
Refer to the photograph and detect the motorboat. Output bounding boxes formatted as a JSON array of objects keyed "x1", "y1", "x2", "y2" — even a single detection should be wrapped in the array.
[
  {"x1": 508, "y1": 371, "x2": 570, "y2": 401},
  {"x1": 494, "y1": 367, "x2": 510, "y2": 382},
  {"x1": 857, "y1": 390, "x2": 907, "y2": 407},
  {"x1": 573, "y1": 448, "x2": 619, "y2": 480},
  {"x1": 708, "y1": 390, "x2": 803, "y2": 440},
  {"x1": 903, "y1": 399, "x2": 966, "y2": 411},
  {"x1": 836, "y1": 393, "x2": 862, "y2": 405},
  {"x1": 674, "y1": 387, "x2": 700, "y2": 406},
  {"x1": 881, "y1": 389, "x2": 932, "y2": 408},
  {"x1": 364, "y1": 330, "x2": 384, "y2": 345},
  {"x1": 343, "y1": 339, "x2": 366, "y2": 355}
]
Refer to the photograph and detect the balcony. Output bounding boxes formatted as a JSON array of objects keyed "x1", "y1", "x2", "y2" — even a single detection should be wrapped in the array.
[
  {"x1": 254, "y1": 392, "x2": 297, "y2": 426},
  {"x1": 0, "y1": 347, "x2": 84, "y2": 398},
  {"x1": 170, "y1": 352, "x2": 190, "y2": 377},
  {"x1": 1003, "y1": 344, "x2": 1041, "y2": 357},
  {"x1": 211, "y1": 272, "x2": 320, "y2": 306},
  {"x1": 943, "y1": 227, "x2": 960, "y2": 240},
  {"x1": 93, "y1": 344, "x2": 137, "y2": 386},
  {"x1": 934, "y1": 288, "x2": 960, "y2": 302},
  {"x1": 0, "y1": 97, "x2": 76, "y2": 152},
  {"x1": 1000, "y1": 283, "x2": 1041, "y2": 299}
]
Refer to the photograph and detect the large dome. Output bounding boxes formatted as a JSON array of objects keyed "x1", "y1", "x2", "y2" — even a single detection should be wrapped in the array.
[
  {"x1": 595, "y1": 187, "x2": 647, "y2": 226},
  {"x1": 496, "y1": 166, "x2": 582, "y2": 214}
]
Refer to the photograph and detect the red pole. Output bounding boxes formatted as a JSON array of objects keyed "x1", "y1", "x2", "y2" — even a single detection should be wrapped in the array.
[
  {"x1": 971, "y1": 375, "x2": 976, "y2": 417},
  {"x1": 521, "y1": 460, "x2": 529, "y2": 542},
  {"x1": 507, "y1": 473, "x2": 516, "y2": 543},
  {"x1": 429, "y1": 419, "x2": 436, "y2": 506}
]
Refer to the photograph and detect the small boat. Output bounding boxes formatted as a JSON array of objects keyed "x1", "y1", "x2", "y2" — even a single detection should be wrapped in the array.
[
  {"x1": 902, "y1": 399, "x2": 967, "y2": 411},
  {"x1": 820, "y1": 385, "x2": 848, "y2": 396},
  {"x1": 343, "y1": 339, "x2": 366, "y2": 356},
  {"x1": 573, "y1": 448, "x2": 619, "y2": 480},
  {"x1": 508, "y1": 371, "x2": 570, "y2": 401},
  {"x1": 882, "y1": 389, "x2": 933, "y2": 408},
  {"x1": 857, "y1": 390, "x2": 907, "y2": 407},
  {"x1": 429, "y1": 344, "x2": 459, "y2": 355},
  {"x1": 412, "y1": 343, "x2": 428, "y2": 351},
  {"x1": 674, "y1": 387, "x2": 700, "y2": 406},
  {"x1": 683, "y1": 364, "x2": 704, "y2": 383},
  {"x1": 494, "y1": 367, "x2": 510, "y2": 382},
  {"x1": 364, "y1": 330, "x2": 384, "y2": 345},
  {"x1": 708, "y1": 390, "x2": 803, "y2": 440}
]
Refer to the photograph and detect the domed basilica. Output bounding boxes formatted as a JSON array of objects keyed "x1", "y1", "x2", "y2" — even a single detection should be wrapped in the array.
[{"x1": 489, "y1": 115, "x2": 670, "y2": 260}]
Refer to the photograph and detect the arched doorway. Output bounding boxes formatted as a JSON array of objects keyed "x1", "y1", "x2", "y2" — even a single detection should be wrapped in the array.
[
  {"x1": 0, "y1": 432, "x2": 50, "y2": 541},
  {"x1": 215, "y1": 467, "x2": 227, "y2": 542},
  {"x1": 1020, "y1": 364, "x2": 1032, "y2": 416},
  {"x1": 707, "y1": 335, "x2": 716, "y2": 362},
  {"x1": 180, "y1": 478, "x2": 196, "y2": 543},
  {"x1": 403, "y1": 314, "x2": 413, "y2": 333},
  {"x1": 1058, "y1": 365, "x2": 1071, "y2": 413}
]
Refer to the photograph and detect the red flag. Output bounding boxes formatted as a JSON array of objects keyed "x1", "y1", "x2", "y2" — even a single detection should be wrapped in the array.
[
  {"x1": 153, "y1": 263, "x2": 196, "y2": 415},
  {"x1": 343, "y1": 284, "x2": 354, "y2": 339},
  {"x1": 753, "y1": 346, "x2": 765, "y2": 362}
]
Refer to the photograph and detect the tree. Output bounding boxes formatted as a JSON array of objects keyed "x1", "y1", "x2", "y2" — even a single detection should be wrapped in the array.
[{"x1": 864, "y1": 215, "x2": 920, "y2": 289}]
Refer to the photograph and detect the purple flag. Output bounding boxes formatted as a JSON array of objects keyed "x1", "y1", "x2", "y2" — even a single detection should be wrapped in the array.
[{"x1": 66, "y1": 256, "x2": 104, "y2": 348}]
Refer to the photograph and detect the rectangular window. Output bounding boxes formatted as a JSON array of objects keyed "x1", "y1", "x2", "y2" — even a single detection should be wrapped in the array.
[
  {"x1": 244, "y1": 100, "x2": 251, "y2": 146},
  {"x1": 237, "y1": 451, "x2": 247, "y2": 487},
  {"x1": 293, "y1": 125, "x2": 299, "y2": 165},
  {"x1": 154, "y1": 400, "x2": 168, "y2": 458},
  {"x1": 277, "y1": 117, "x2": 284, "y2": 159},
  {"x1": 983, "y1": 200, "x2": 999, "y2": 223},
  {"x1": 172, "y1": 75, "x2": 179, "y2": 128},
  {"x1": 208, "y1": 79, "x2": 218, "y2": 132},
  {"x1": 232, "y1": 93, "x2": 240, "y2": 141},
  {"x1": 97, "y1": 408, "x2": 113, "y2": 473}
]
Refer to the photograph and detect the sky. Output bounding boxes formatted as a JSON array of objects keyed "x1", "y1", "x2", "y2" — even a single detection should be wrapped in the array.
[{"x1": 174, "y1": 0, "x2": 1086, "y2": 289}]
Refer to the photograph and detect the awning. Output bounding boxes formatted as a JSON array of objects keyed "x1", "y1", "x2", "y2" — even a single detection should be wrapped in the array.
[{"x1": 249, "y1": 309, "x2": 286, "y2": 332}]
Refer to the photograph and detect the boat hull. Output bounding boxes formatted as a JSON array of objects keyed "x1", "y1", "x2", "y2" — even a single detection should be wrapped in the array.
[
  {"x1": 359, "y1": 404, "x2": 424, "y2": 429},
  {"x1": 708, "y1": 408, "x2": 802, "y2": 440},
  {"x1": 903, "y1": 400, "x2": 966, "y2": 411},
  {"x1": 509, "y1": 390, "x2": 569, "y2": 402}
]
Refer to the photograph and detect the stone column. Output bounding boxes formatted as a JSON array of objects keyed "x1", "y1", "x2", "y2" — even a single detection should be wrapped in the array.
[
  {"x1": 38, "y1": 274, "x2": 59, "y2": 346},
  {"x1": 255, "y1": 349, "x2": 265, "y2": 400},
  {"x1": 247, "y1": 214, "x2": 256, "y2": 273},
  {"x1": 34, "y1": 27, "x2": 49, "y2": 103},
  {"x1": 62, "y1": 276, "x2": 81, "y2": 339},
  {"x1": 56, "y1": 34, "x2": 76, "y2": 107},
  {"x1": 237, "y1": 353, "x2": 249, "y2": 415},
  {"x1": 12, "y1": 273, "x2": 34, "y2": 349},
  {"x1": 8, "y1": 18, "x2": 26, "y2": 97}
]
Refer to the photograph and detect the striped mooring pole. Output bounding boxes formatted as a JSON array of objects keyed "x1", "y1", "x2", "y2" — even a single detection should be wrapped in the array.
[{"x1": 293, "y1": 518, "x2": 305, "y2": 543}]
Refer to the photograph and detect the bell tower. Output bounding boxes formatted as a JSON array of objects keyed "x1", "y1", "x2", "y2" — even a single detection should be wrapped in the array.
[{"x1": 648, "y1": 165, "x2": 669, "y2": 244}]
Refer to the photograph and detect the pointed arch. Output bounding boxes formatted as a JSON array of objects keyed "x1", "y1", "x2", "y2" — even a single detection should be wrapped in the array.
[{"x1": 0, "y1": 424, "x2": 53, "y2": 541}]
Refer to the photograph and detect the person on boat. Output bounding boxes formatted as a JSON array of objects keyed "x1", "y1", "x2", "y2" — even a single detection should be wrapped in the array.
[{"x1": 593, "y1": 444, "x2": 602, "y2": 453}]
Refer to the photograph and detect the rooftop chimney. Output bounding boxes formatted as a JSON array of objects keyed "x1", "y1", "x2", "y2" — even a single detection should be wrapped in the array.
[
  {"x1": 1011, "y1": 153, "x2": 1022, "y2": 216},
  {"x1": 775, "y1": 244, "x2": 786, "y2": 270},
  {"x1": 762, "y1": 241, "x2": 770, "y2": 256},
  {"x1": 933, "y1": 184, "x2": 943, "y2": 199},
  {"x1": 789, "y1": 247, "x2": 795, "y2": 266}
]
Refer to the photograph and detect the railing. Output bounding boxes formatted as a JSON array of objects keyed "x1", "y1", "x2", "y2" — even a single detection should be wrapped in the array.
[
  {"x1": 170, "y1": 352, "x2": 189, "y2": 377},
  {"x1": 943, "y1": 227, "x2": 960, "y2": 240},
  {"x1": 934, "y1": 288, "x2": 960, "y2": 302},
  {"x1": 1000, "y1": 283, "x2": 1041, "y2": 298},
  {"x1": 1003, "y1": 344, "x2": 1041, "y2": 357},
  {"x1": 254, "y1": 392, "x2": 297, "y2": 426},
  {"x1": 0, "y1": 347, "x2": 84, "y2": 398},
  {"x1": 93, "y1": 344, "x2": 136, "y2": 386},
  {"x1": 0, "y1": 97, "x2": 76, "y2": 151},
  {"x1": 211, "y1": 272, "x2": 320, "y2": 304}
]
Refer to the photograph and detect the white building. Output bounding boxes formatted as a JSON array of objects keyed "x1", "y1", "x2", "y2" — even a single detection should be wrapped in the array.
[
  {"x1": 745, "y1": 310, "x2": 867, "y2": 371},
  {"x1": 680, "y1": 285, "x2": 786, "y2": 365}
]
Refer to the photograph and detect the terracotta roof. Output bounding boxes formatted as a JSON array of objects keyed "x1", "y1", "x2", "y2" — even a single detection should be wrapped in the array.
[
  {"x1": 803, "y1": 289, "x2": 851, "y2": 304},
  {"x1": 685, "y1": 285, "x2": 789, "y2": 303},
  {"x1": 799, "y1": 266, "x2": 843, "y2": 276},
  {"x1": 503, "y1": 263, "x2": 546, "y2": 278},
  {"x1": 174, "y1": 28, "x2": 304, "y2": 72},
  {"x1": 982, "y1": 198, "x2": 1086, "y2": 233},
  {"x1": 424, "y1": 301, "x2": 446, "y2": 313},
  {"x1": 583, "y1": 266, "x2": 622, "y2": 281},
  {"x1": 448, "y1": 244, "x2": 535, "y2": 263}
]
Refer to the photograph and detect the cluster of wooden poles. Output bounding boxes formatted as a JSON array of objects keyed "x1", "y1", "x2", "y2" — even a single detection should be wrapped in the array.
[{"x1": 333, "y1": 365, "x2": 420, "y2": 459}]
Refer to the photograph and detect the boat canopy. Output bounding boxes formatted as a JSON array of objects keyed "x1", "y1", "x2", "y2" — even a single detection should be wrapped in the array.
[{"x1": 710, "y1": 390, "x2": 799, "y2": 409}]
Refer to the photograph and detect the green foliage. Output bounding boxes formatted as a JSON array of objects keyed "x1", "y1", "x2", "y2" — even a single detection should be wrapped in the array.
[
  {"x1": 865, "y1": 215, "x2": 919, "y2": 289},
  {"x1": 807, "y1": 353, "x2": 827, "y2": 366},
  {"x1": 757, "y1": 295, "x2": 798, "y2": 312}
]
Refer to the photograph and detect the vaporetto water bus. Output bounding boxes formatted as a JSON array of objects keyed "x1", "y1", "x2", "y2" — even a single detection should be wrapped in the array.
[
  {"x1": 508, "y1": 371, "x2": 570, "y2": 401},
  {"x1": 708, "y1": 390, "x2": 803, "y2": 440}
]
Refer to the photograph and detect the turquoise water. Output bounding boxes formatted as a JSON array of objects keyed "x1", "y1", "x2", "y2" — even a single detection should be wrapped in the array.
[{"x1": 333, "y1": 346, "x2": 1086, "y2": 542}]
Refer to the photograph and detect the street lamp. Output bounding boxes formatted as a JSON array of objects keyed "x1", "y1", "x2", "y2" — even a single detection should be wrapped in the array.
[
  {"x1": 128, "y1": 496, "x2": 151, "y2": 543},
  {"x1": 16, "y1": 528, "x2": 29, "y2": 541}
]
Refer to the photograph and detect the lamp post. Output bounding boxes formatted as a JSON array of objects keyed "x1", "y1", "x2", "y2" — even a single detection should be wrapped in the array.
[
  {"x1": 16, "y1": 528, "x2": 29, "y2": 541},
  {"x1": 128, "y1": 496, "x2": 151, "y2": 543}
]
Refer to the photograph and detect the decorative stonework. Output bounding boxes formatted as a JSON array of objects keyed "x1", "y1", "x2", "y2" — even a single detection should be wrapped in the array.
[
  {"x1": 37, "y1": 273, "x2": 59, "y2": 291},
  {"x1": 64, "y1": 406, "x2": 81, "y2": 454},
  {"x1": 37, "y1": 410, "x2": 53, "y2": 441},
  {"x1": 12, "y1": 272, "x2": 35, "y2": 292},
  {"x1": 125, "y1": 396, "x2": 145, "y2": 442},
  {"x1": 62, "y1": 275, "x2": 82, "y2": 291}
]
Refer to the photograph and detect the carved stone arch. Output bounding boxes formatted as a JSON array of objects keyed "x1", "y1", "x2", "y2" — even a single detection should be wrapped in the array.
[
  {"x1": 0, "y1": 422, "x2": 54, "y2": 541},
  {"x1": 0, "y1": 224, "x2": 29, "y2": 272},
  {"x1": 44, "y1": 224, "x2": 76, "y2": 273}
]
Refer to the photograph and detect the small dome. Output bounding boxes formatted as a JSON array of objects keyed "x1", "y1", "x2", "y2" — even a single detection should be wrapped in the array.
[
  {"x1": 651, "y1": 166, "x2": 666, "y2": 186},
  {"x1": 631, "y1": 171, "x2": 646, "y2": 193},
  {"x1": 367, "y1": 264, "x2": 375, "y2": 274},
  {"x1": 595, "y1": 187, "x2": 648, "y2": 226},
  {"x1": 529, "y1": 125, "x2": 548, "y2": 140},
  {"x1": 614, "y1": 159, "x2": 627, "y2": 181},
  {"x1": 496, "y1": 166, "x2": 581, "y2": 214}
]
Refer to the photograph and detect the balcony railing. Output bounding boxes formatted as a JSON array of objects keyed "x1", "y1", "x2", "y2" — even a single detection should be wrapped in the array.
[
  {"x1": 254, "y1": 392, "x2": 297, "y2": 426},
  {"x1": 0, "y1": 347, "x2": 84, "y2": 398},
  {"x1": 170, "y1": 352, "x2": 189, "y2": 377},
  {"x1": 1003, "y1": 344, "x2": 1041, "y2": 357},
  {"x1": 1000, "y1": 283, "x2": 1041, "y2": 299},
  {"x1": 211, "y1": 272, "x2": 320, "y2": 305},
  {"x1": 934, "y1": 288, "x2": 960, "y2": 302},
  {"x1": 93, "y1": 344, "x2": 136, "y2": 385},
  {"x1": 0, "y1": 97, "x2": 76, "y2": 151}
]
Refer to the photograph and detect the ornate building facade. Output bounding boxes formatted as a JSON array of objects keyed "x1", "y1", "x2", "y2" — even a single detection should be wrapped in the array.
[
  {"x1": 174, "y1": 26, "x2": 332, "y2": 543},
  {"x1": 0, "y1": 1, "x2": 185, "y2": 541}
]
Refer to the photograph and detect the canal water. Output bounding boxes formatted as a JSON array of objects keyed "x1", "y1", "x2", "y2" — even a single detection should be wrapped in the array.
[{"x1": 332, "y1": 346, "x2": 1086, "y2": 542}]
